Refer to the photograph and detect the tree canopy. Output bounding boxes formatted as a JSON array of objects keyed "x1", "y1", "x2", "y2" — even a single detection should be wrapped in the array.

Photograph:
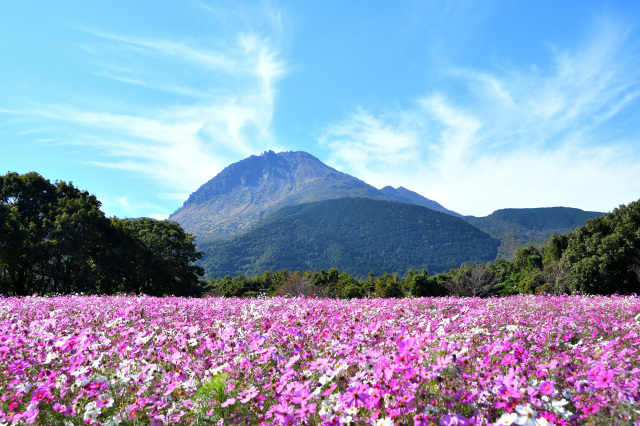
[{"x1": 1, "y1": 172, "x2": 203, "y2": 296}]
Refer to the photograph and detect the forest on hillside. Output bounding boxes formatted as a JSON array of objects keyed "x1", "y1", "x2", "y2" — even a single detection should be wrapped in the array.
[{"x1": 198, "y1": 197, "x2": 500, "y2": 278}]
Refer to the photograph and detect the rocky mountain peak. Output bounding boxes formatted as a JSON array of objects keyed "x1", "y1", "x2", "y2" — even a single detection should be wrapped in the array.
[{"x1": 169, "y1": 150, "x2": 458, "y2": 242}]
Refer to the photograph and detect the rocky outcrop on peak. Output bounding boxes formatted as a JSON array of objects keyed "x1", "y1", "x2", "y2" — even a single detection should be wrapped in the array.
[{"x1": 170, "y1": 150, "x2": 458, "y2": 242}]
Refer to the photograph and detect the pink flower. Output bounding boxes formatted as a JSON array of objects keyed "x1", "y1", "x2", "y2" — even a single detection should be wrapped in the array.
[
  {"x1": 439, "y1": 413, "x2": 469, "y2": 425},
  {"x1": 433, "y1": 355, "x2": 453, "y2": 371},
  {"x1": 220, "y1": 398, "x2": 236, "y2": 407},
  {"x1": 593, "y1": 369, "x2": 615, "y2": 388},
  {"x1": 538, "y1": 380, "x2": 554, "y2": 395},
  {"x1": 414, "y1": 413, "x2": 430, "y2": 426},
  {"x1": 295, "y1": 403, "x2": 317, "y2": 417},
  {"x1": 341, "y1": 383, "x2": 370, "y2": 409},
  {"x1": 291, "y1": 387, "x2": 311, "y2": 405},
  {"x1": 23, "y1": 408, "x2": 39, "y2": 424},
  {"x1": 68, "y1": 355, "x2": 85, "y2": 372},
  {"x1": 8, "y1": 359, "x2": 30, "y2": 376}
]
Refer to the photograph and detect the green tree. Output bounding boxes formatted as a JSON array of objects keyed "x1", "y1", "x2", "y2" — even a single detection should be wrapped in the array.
[
  {"x1": 374, "y1": 273, "x2": 404, "y2": 298},
  {"x1": 561, "y1": 200, "x2": 640, "y2": 294},
  {"x1": 0, "y1": 172, "x2": 112, "y2": 295},
  {"x1": 1, "y1": 172, "x2": 204, "y2": 297},
  {"x1": 407, "y1": 269, "x2": 449, "y2": 297},
  {"x1": 110, "y1": 218, "x2": 204, "y2": 296}
]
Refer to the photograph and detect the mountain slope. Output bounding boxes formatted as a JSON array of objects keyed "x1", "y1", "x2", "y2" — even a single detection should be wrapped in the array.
[
  {"x1": 198, "y1": 197, "x2": 500, "y2": 278},
  {"x1": 379, "y1": 186, "x2": 462, "y2": 217},
  {"x1": 465, "y1": 207, "x2": 603, "y2": 259},
  {"x1": 170, "y1": 150, "x2": 457, "y2": 242}
]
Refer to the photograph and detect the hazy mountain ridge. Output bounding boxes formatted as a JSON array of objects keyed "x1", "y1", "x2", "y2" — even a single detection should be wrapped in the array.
[
  {"x1": 198, "y1": 197, "x2": 500, "y2": 278},
  {"x1": 170, "y1": 150, "x2": 456, "y2": 242},
  {"x1": 465, "y1": 207, "x2": 604, "y2": 259}
]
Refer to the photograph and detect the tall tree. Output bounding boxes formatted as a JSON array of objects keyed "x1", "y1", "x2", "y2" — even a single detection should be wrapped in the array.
[
  {"x1": 1, "y1": 172, "x2": 59, "y2": 295},
  {"x1": 110, "y1": 218, "x2": 204, "y2": 296},
  {"x1": 1, "y1": 172, "x2": 204, "y2": 296},
  {"x1": 562, "y1": 200, "x2": 640, "y2": 294}
]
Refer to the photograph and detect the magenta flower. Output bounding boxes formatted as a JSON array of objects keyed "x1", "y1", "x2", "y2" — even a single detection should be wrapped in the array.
[
  {"x1": 341, "y1": 383, "x2": 371, "y2": 408},
  {"x1": 498, "y1": 385, "x2": 522, "y2": 399},
  {"x1": 8, "y1": 359, "x2": 30, "y2": 376},
  {"x1": 439, "y1": 413, "x2": 469, "y2": 425},
  {"x1": 414, "y1": 413, "x2": 430, "y2": 426},
  {"x1": 31, "y1": 386, "x2": 52, "y2": 402},
  {"x1": 539, "y1": 380, "x2": 554, "y2": 395},
  {"x1": 68, "y1": 355, "x2": 85, "y2": 372},
  {"x1": 593, "y1": 369, "x2": 615, "y2": 388},
  {"x1": 273, "y1": 404, "x2": 297, "y2": 425}
]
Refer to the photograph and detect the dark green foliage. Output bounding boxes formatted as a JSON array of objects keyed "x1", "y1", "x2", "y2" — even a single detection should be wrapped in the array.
[
  {"x1": 109, "y1": 218, "x2": 204, "y2": 296},
  {"x1": 560, "y1": 200, "x2": 640, "y2": 294},
  {"x1": 491, "y1": 248, "x2": 546, "y2": 295},
  {"x1": 406, "y1": 269, "x2": 448, "y2": 297},
  {"x1": 199, "y1": 197, "x2": 500, "y2": 279},
  {"x1": 466, "y1": 207, "x2": 603, "y2": 259},
  {"x1": 0, "y1": 172, "x2": 203, "y2": 296},
  {"x1": 374, "y1": 273, "x2": 404, "y2": 298},
  {"x1": 205, "y1": 268, "x2": 432, "y2": 299},
  {"x1": 0, "y1": 172, "x2": 112, "y2": 295},
  {"x1": 204, "y1": 270, "x2": 288, "y2": 297}
]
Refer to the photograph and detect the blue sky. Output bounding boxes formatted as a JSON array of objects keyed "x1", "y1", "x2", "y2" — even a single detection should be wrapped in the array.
[{"x1": 2, "y1": 1, "x2": 640, "y2": 218}]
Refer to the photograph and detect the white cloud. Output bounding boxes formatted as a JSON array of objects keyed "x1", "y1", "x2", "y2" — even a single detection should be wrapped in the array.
[
  {"x1": 321, "y1": 15, "x2": 640, "y2": 216},
  {"x1": 7, "y1": 3, "x2": 287, "y2": 217}
]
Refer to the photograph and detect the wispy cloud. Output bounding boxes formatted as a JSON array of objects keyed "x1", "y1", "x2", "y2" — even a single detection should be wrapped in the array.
[
  {"x1": 322, "y1": 14, "x2": 640, "y2": 215},
  {"x1": 6, "y1": 3, "x2": 288, "y2": 218}
]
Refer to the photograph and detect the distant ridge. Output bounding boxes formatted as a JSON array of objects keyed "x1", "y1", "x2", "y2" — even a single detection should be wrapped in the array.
[
  {"x1": 465, "y1": 207, "x2": 603, "y2": 259},
  {"x1": 170, "y1": 150, "x2": 458, "y2": 242}
]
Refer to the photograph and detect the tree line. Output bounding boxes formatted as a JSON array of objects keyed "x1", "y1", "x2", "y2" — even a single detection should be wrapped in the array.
[
  {"x1": 205, "y1": 198, "x2": 640, "y2": 298},
  {"x1": 1, "y1": 172, "x2": 203, "y2": 296}
]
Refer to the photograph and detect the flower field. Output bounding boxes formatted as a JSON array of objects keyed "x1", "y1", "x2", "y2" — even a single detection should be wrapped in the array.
[{"x1": 1, "y1": 295, "x2": 639, "y2": 425}]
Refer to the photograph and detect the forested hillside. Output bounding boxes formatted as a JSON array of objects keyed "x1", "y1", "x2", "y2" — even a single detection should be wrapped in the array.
[
  {"x1": 198, "y1": 197, "x2": 499, "y2": 278},
  {"x1": 466, "y1": 207, "x2": 603, "y2": 259}
]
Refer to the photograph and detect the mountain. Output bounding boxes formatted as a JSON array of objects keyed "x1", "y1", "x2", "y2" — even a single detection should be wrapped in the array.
[
  {"x1": 465, "y1": 207, "x2": 604, "y2": 259},
  {"x1": 198, "y1": 197, "x2": 500, "y2": 278},
  {"x1": 169, "y1": 150, "x2": 457, "y2": 242}
]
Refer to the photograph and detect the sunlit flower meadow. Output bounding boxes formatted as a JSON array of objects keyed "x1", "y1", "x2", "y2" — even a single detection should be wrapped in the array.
[{"x1": 1, "y1": 295, "x2": 639, "y2": 425}]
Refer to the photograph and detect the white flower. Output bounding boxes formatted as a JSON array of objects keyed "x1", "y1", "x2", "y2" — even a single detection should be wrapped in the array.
[
  {"x1": 44, "y1": 352, "x2": 57, "y2": 364},
  {"x1": 15, "y1": 382, "x2": 33, "y2": 394},
  {"x1": 375, "y1": 418, "x2": 393, "y2": 426},
  {"x1": 103, "y1": 416, "x2": 122, "y2": 426},
  {"x1": 71, "y1": 366, "x2": 90, "y2": 377},
  {"x1": 551, "y1": 399, "x2": 569, "y2": 414},
  {"x1": 83, "y1": 401, "x2": 101, "y2": 421},
  {"x1": 495, "y1": 412, "x2": 517, "y2": 425},
  {"x1": 514, "y1": 404, "x2": 549, "y2": 426}
]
